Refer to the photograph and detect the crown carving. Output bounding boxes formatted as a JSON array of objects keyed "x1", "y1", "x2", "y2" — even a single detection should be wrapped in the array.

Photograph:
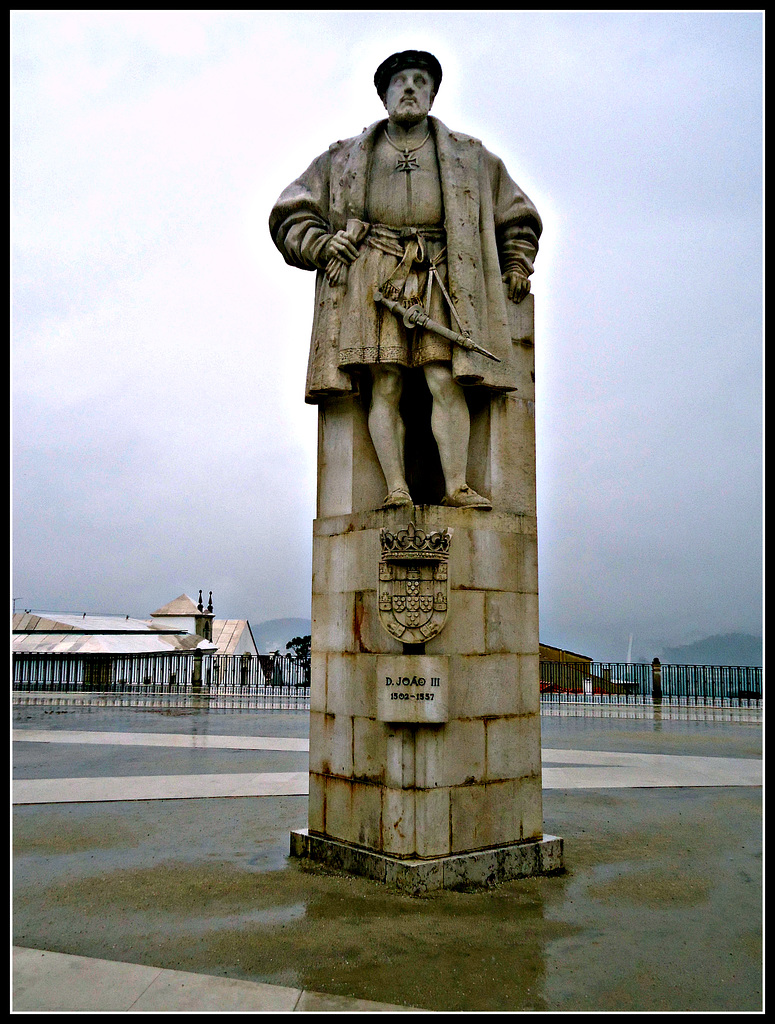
[{"x1": 380, "y1": 522, "x2": 452, "y2": 562}]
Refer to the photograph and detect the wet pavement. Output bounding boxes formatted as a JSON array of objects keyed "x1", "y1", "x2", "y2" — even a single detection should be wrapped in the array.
[{"x1": 12, "y1": 701, "x2": 763, "y2": 1012}]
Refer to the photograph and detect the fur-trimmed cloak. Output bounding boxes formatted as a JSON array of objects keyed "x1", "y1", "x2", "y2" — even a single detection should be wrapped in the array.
[{"x1": 269, "y1": 116, "x2": 541, "y2": 403}]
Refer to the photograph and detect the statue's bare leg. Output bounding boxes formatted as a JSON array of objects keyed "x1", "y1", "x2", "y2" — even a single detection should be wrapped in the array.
[
  {"x1": 424, "y1": 361, "x2": 492, "y2": 509},
  {"x1": 369, "y1": 364, "x2": 412, "y2": 506}
]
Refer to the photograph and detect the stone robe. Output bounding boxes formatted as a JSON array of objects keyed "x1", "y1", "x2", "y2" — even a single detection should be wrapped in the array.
[{"x1": 269, "y1": 116, "x2": 542, "y2": 403}]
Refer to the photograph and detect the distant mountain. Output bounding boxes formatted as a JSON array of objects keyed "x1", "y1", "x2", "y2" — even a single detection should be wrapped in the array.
[
  {"x1": 251, "y1": 617, "x2": 311, "y2": 655},
  {"x1": 661, "y1": 632, "x2": 762, "y2": 667},
  {"x1": 250, "y1": 622, "x2": 762, "y2": 666}
]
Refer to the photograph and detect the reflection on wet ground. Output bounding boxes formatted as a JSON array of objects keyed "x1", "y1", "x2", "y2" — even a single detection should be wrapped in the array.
[{"x1": 13, "y1": 702, "x2": 762, "y2": 1012}]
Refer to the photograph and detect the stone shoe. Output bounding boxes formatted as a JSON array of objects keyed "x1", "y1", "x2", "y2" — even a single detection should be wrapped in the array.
[
  {"x1": 381, "y1": 487, "x2": 414, "y2": 509},
  {"x1": 441, "y1": 485, "x2": 492, "y2": 510}
]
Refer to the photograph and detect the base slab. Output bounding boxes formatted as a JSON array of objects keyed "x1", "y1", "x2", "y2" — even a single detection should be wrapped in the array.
[{"x1": 290, "y1": 829, "x2": 564, "y2": 894}]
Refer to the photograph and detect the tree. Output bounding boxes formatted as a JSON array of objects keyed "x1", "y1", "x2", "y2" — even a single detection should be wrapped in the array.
[
  {"x1": 286, "y1": 635, "x2": 311, "y2": 662},
  {"x1": 286, "y1": 634, "x2": 311, "y2": 687}
]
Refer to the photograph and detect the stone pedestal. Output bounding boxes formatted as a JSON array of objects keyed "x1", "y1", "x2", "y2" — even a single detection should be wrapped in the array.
[
  {"x1": 292, "y1": 293, "x2": 564, "y2": 889},
  {"x1": 290, "y1": 828, "x2": 563, "y2": 896}
]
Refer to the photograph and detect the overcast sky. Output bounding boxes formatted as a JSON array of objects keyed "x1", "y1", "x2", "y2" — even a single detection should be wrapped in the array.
[{"x1": 12, "y1": 11, "x2": 762, "y2": 661}]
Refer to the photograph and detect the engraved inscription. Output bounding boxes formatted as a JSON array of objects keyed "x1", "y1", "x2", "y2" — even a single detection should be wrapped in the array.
[{"x1": 376, "y1": 655, "x2": 448, "y2": 723}]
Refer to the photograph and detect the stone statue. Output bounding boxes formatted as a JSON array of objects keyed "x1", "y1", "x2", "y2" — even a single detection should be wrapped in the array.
[{"x1": 269, "y1": 50, "x2": 541, "y2": 510}]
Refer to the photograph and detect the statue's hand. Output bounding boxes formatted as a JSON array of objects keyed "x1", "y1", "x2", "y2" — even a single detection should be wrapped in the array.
[
  {"x1": 325, "y1": 230, "x2": 360, "y2": 265},
  {"x1": 503, "y1": 270, "x2": 530, "y2": 304}
]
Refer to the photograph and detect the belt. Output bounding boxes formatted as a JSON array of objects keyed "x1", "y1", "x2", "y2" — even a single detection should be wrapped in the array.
[
  {"x1": 368, "y1": 224, "x2": 447, "y2": 303},
  {"x1": 368, "y1": 223, "x2": 446, "y2": 261},
  {"x1": 324, "y1": 220, "x2": 445, "y2": 288}
]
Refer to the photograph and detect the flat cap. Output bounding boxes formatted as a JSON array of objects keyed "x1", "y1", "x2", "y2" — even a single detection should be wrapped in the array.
[{"x1": 374, "y1": 50, "x2": 442, "y2": 100}]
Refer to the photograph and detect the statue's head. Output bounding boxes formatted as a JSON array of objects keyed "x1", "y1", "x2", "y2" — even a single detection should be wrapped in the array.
[{"x1": 374, "y1": 50, "x2": 442, "y2": 125}]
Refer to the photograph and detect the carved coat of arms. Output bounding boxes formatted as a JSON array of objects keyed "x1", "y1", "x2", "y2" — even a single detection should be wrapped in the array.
[{"x1": 378, "y1": 523, "x2": 452, "y2": 644}]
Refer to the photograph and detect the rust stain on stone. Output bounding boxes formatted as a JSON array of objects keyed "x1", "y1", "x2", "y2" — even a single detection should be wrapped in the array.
[{"x1": 353, "y1": 592, "x2": 369, "y2": 652}]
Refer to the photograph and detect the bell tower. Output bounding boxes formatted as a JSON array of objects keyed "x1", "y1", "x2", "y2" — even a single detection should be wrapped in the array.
[{"x1": 195, "y1": 590, "x2": 214, "y2": 641}]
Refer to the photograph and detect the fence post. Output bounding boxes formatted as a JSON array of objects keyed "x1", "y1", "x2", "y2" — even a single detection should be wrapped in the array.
[{"x1": 652, "y1": 658, "x2": 662, "y2": 704}]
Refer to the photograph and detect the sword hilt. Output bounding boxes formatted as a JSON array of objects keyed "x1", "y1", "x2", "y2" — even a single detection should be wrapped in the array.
[{"x1": 373, "y1": 291, "x2": 500, "y2": 363}]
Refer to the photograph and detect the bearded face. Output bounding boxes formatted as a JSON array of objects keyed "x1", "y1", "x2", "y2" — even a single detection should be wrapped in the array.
[{"x1": 383, "y1": 67, "x2": 436, "y2": 126}]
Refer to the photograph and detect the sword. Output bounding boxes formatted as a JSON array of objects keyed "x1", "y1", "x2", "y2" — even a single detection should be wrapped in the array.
[{"x1": 373, "y1": 290, "x2": 501, "y2": 363}]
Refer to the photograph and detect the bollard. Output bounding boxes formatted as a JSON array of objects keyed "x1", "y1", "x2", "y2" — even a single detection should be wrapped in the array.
[{"x1": 652, "y1": 657, "x2": 662, "y2": 705}]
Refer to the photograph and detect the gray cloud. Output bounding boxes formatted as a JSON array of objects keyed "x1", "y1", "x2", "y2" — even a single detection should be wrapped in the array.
[{"x1": 12, "y1": 11, "x2": 762, "y2": 659}]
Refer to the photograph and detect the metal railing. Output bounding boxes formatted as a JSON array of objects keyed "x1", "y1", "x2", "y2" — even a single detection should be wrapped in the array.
[
  {"x1": 539, "y1": 661, "x2": 762, "y2": 707},
  {"x1": 12, "y1": 651, "x2": 311, "y2": 707},
  {"x1": 12, "y1": 652, "x2": 762, "y2": 709}
]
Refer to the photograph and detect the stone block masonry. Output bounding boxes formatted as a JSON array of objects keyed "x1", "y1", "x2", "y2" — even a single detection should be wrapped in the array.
[{"x1": 305, "y1": 504, "x2": 544, "y2": 863}]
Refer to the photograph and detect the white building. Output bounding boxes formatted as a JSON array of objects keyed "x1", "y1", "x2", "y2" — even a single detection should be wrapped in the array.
[
  {"x1": 11, "y1": 611, "x2": 215, "y2": 656},
  {"x1": 14, "y1": 591, "x2": 258, "y2": 658}
]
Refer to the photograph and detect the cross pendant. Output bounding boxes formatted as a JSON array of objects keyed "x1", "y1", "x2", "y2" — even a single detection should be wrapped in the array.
[{"x1": 395, "y1": 153, "x2": 419, "y2": 173}]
